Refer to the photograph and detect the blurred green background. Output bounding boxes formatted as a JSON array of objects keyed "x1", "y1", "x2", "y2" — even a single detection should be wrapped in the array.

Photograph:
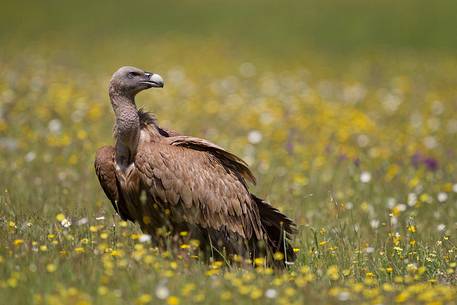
[
  {"x1": 2, "y1": 0, "x2": 457, "y2": 68},
  {"x1": 2, "y1": 2, "x2": 457, "y2": 305}
]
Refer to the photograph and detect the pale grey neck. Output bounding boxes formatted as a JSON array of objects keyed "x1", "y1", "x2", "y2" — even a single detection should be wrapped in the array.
[{"x1": 110, "y1": 90, "x2": 140, "y2": 166}]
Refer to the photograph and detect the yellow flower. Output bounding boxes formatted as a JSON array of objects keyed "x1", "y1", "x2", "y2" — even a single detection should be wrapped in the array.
[
  {"x1": 167, "y1": 296, "x2": 180, "y2": 305},
  {"x1": 254, "y1": 257, "x2": 265, "y2": 266},
  {"x1": 220, "y1": 291, "x2": 232, "y2": 300},
  {"x1": 89, "y1": 226, "x2": 98, "y2": 233},
  {"x1": 136, "y1": 294, "x2": 152, "y2": 305},
  {"x1": 46, "y1": 264, "x2": 57, "y2": 273},
  {"x1": 326, "y1": 265, "x2": 339, "y2": 280},
  {"x1": 273, "y1": 252, "x2": 284, "y2": 261},
  {"x1": 98, "y1": 286, "x2": 108, "y2": 295},
  {"x1": 250, "y1": 288, "x2": 263, "y2": 299},
  {"x1": 56, "y1": 213, "x2": 65, "y2": 222},
  {"x1": 74, "y1": 247, "x2": 85, "y2": 253},
  {"x1": 13, "y1": 239, "x2": 24, "y2": 246}
]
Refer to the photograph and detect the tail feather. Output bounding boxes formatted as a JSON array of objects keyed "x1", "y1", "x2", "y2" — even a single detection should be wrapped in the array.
[{"x1": 253, "y1": 195, "x2": 297, "y2": 265}]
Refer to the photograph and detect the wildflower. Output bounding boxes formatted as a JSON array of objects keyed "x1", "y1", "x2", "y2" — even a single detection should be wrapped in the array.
[
  {"x1": 89, "y1": 226, "x2": 98, "y2": 232},
  {"x1": 407, "y1": 263, "x2": 417, "y2": 273},
  {"x1": 77, "y1": 218, "x2": 88, "y2": 225},
  {"x1": 326, "y1": 265, "x2": 339, "y2": 280},
  {"x1": 247, "y1": 130, "x2": 262, "y2": 144},
  {"x1": 265, "y1": 288, "x2": 278, "y2": 299},
  {"x1": 453, "y1": 184, "x2": 457, "y2": 193},
  {"x1": 48, "y1": 119, "x2": 62, "y2": 134},
  {"x1": 407, "y1": 193, "x2": 417, "y2": 206},
  {"x1": 437, "y1": 192, "x2": 448, "y2": 202},
  {"x1": 96, "y1": 216, "x2": 105, "y2": 221},
  {"x1": 13, "y1": 239, "x2": 24, "y2": 246},
  {"x1": 155, "y1": 284, "x2": 170, "y2": 300},
  {"x1": 408, "y1": 225, "x2": 416, "y2": 233},
  {"x1": 337, "y1": 291, "x2": 350, "y2": 301},
  {"x1": 220, "y1": 291, "x2": 232, "y2": 300},
  {"x1": 166, "y1": 296, "x2": 180, "y2": 305},
  {"x1": 46, "y1": 264, "x2": 57, "y2": 273},
  {"x1": 25, "y1": 151, "x2": 36, "y2": 162},
  {"x1": 273, "y1": 252, "x2": 284, "y2": 261},
  {"x1": 250, "y1": 288, "x2": 262, "y2": 300},
  {"x1": 254, "y1": 257, "x2": 265, "y2": 266},
  {"x1": 97, "y1": 286, "x2": 108, "y2": 296},
  {"x1": 437, "y1": 224, "x2": 446, "y2": 232},
  {"x1": 61, "y1": 218, "x2": 71, "y2": 228},
  {"x1": 7, "y1": 277, "x2": 18, "y2": 288},
  {"x1": 136, "y1": 294, "x2": 152, "y2": 305},
  {"x1": 370, "y1": 219, "x2": 380, "y2": 229},
  {"x1": 360, "y1": 171, "x2": 371, "y2": 183},
  {"x1": 139, "y1": 234, "x2": 151, "y2": 243}
]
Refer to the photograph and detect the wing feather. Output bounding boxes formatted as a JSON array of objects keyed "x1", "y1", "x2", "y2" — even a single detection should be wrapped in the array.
[
  {"x1": 94, "y1": 146, "x2": 133, "y2": 221},
  {"x1": 166, "y1": 136, "x2": 256, "y2": 185},
  {"x1": 135, "y1": 142, "x2": 263, "y2": 240}
]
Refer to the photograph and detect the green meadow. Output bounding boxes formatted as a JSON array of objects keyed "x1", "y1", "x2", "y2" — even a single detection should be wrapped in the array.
[{"x1": 1, "y1": 1, "x2": 457, "y2": 304}]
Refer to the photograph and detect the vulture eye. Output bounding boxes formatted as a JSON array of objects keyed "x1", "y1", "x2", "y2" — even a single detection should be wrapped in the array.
[{"x1": 127, "y1": 72, "x2": 135, "y2": 79}]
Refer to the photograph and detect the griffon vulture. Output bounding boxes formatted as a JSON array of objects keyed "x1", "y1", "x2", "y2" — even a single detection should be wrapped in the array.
[{"x1": 95, "y1": 66, "x2": 296, "y2": 266}]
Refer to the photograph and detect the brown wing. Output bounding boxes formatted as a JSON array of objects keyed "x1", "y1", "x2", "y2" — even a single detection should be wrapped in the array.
[
  {"x1": 166, "y1": 136, "x2": 256, "y2": 186},
  {"x1": 135, "y1": 141, "x2": 264, "y2": 240},
  {"x1": 94, "y1": 146, "x2": 133, "y2": 221}
]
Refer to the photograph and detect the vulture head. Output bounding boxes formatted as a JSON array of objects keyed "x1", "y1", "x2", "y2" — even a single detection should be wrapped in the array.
[{"x1": 110, "y1": 66, "x2": 164, "y2": 97}]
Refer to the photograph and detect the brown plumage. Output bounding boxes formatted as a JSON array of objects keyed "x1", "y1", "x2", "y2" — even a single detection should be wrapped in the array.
[{"x1": 95, "y1": 66, "x2": 297, "y2": 266}]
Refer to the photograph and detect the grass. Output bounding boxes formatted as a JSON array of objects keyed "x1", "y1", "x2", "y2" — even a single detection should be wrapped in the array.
[
  {"x1": 1, "y1": 48, "x2": 457, "y2": 305},
  {"x1": 2, "y1": 1, "x2": 457, "y2": 304}
]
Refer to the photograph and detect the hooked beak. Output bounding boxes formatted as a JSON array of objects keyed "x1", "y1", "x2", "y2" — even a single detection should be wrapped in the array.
[{"x1": 141, "y1": 72, "x2": 164, "y2": 88}]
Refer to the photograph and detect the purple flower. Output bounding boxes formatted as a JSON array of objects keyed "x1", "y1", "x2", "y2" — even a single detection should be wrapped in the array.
[{"x1": 423, "y1": 157, "x2": 438, "y2": 171}]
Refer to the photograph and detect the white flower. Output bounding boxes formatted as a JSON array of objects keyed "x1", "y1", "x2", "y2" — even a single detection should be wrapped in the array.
[
  {"x1": 423, "y1": 136, "x2": 438, "y2": 149},
  {"x1": 77, "y1": 218, "x2": 88, "y2": 225},
  {"x1": 387, "y1": 197, "x2": 396, "y2": 208},
  {"x1": 437, "y1": 192, "x2": 448, "y2": 203},
  {"x1": 265, "y1": 288, "x2": 278, "y2": 299},
  {"x1": 61, "y1": 218, "x2": 71, "y2": 228},
  {"x1": 357, "y1": 134, "x2": 369, "y2": 147},
  {"x1": 370, "y1": 219, "x2": 380, "y2": 229},
  {"x1": 48, "y1": 119, "x2": 62, "y2": 134},
  {"x1": 365, "y1": 247, "x2": 375, "y2": 254},
  {"x1": 139, "y1": 234, "x2": 151, "y2": 243},
  {"x1": 247, "y1": 130, "x2": 262, "y2": 144},
  {"x1": 407, "y1": 193, "x2": 417, "y2": 207},
  {"x1": 338, "y1": 291, "x2": 350, "y2": 301},
  {"x1": 25, "y1": 151, "x2": 36, "y2": 162},
  {"x1": 360, "y1": 171, "x2": 371, "y2": 183},
  {"x1": 155, "y1": 285, "x2": 169, "y2": 300},
  {"x1": 453, "y1": 184, "x2": 457, "y2": 193},
  {"x1": 437, "y1": 224, "x2": 446, "y2": 232},
  {"x1": 390, "y1": 217, "x2": 398, "y2": 226},
  {"x1": 96, "y1": 216, "x2": 105, "y2": 221},
  {"x1": 345, "y1": 202, "x2": 353, "y2": 210},
  {"x1": 396, "y1": 204, "x2": 407, "y2": 212}
]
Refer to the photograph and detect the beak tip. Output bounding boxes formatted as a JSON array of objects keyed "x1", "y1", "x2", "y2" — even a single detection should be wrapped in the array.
[{"x1": 149, "y1": 73, "x2": 164, "y2": 88}]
